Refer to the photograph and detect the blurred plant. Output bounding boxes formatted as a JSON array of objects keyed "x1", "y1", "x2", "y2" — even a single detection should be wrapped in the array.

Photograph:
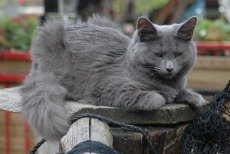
[
  {"x1": 0, "y1": 16, "x2": 38, "y2": 51},
  {"x1": 111, "y1": 0, "x2": 168, "y2": 16},
  {"x1": 194, "y1": 18, "x2": 230, "y2": 41},
  {"x1": 111, "y1": 0, "x2": 123, "y2": 14},
  {"x1": 136, "y1": 0, "x2": 168, "y2": 15}
]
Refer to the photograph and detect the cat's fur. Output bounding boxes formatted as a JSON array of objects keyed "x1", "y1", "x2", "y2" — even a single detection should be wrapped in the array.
[{"x1": 21, "y1": 15, "x2": 205, "y2": 141}]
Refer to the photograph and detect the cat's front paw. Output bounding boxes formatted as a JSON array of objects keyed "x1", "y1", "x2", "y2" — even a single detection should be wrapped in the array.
[
  {"x1": 140, "y1": 92, "x2": 166, "y2": 110},
  {"x1": 177, "y1": 89, "x2": 206, "y2": 107}
]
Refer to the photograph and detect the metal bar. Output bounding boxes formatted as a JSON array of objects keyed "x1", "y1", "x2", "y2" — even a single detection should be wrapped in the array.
[
  {"x1": 58, "y1": 0, "x2": 64, "y2": 16},
  {"x1": 0, "y1": 74, "x2": 26, "y2": 84},
  {"x1": 3, "y1": 84, "x2": 10, "y2": 154},
  {"x1": 24, "y1": 122, "x2": 30, "y2": 154},
  {"x1": 196, "y1": 42, "x2": 230, "y2": 50},
  {"x1": 0, "y1": 51, "x2": 31, "y2": 61},
  {"x1": 4, "y1": 112, "x2": 10, "y2": 154}
]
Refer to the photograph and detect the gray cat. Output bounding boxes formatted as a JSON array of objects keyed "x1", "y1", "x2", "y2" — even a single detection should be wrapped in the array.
[{"x1": 21, "y1": 15, "x2": 205, "y2": 141}]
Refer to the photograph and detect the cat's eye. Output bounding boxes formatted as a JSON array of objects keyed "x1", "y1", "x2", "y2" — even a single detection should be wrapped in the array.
[
  {"x1": 154, "y1": 53, "x2": 163, "y2": 58},
  {"x1": 174, "y1": 52, "x2": 183, "y2": 57}
]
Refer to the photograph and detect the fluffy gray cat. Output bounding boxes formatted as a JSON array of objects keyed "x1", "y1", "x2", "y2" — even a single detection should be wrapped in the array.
[{"x1": 21, "y1": 15, "x2": 205, "y2": 141}]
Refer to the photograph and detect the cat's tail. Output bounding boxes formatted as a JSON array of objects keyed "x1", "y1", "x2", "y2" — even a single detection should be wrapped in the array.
[
  {"x1": 21, "y1": 72, "x2": 69, "y2": 141},
  {"x1": 31, "y1": 19, "x2": 67, "y2": 59},
  {"x1": 21, "y1": 20, "x2": 70, "y2": 141}
]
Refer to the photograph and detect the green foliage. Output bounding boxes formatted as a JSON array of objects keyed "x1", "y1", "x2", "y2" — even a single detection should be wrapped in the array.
[
  {"x1": 0, "y1": 16, "x2": 38, "y2": 50},
  {"x1": 111, "y1": 0, "x2": 168, "y2": 15},
  {"x1": 194, "y1": 18, "x2": 230, "y2": 41},
  {"x1": 136, "y1": 0, "x2": 168, "y2": 15},
  {"x1": 111, "y1": 0, "x2": 123, "y2": 13}
]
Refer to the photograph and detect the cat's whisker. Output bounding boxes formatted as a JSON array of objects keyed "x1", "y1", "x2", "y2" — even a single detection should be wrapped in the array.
[{"x1": 153, "y1": 67, "x2": 162, "y2": 71}]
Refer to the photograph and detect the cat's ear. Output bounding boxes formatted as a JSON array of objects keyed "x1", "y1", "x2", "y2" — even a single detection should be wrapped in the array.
[
  {"x1": 137, "y1": 17, "x2": 158, "y2": 42},
  {"x1": 177, "y1": 16, "x2": 197, "y2": 41}
]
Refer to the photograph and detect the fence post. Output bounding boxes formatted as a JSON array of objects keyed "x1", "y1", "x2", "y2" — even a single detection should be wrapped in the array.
[{"x1": 61, "y1": 118, "x2": 113, "y2": 153}]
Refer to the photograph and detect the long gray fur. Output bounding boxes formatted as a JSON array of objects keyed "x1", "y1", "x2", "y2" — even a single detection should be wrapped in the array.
[{"x1": 21, "y1": 15, "x2": 205, "y2": 141}]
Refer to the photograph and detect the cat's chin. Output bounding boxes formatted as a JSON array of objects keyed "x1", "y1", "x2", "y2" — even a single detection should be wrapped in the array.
[{"x1": 161, "y1": 73, "x2": 176, "y2": 79}]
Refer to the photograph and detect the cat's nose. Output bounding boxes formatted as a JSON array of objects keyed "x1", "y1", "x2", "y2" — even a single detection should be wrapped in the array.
[
  {"x1": 165, "y1": 61, "x2": 174, "y2": 73},
  {"x1": 166, "y1": 68, "x2": 173, "y2": 73}
]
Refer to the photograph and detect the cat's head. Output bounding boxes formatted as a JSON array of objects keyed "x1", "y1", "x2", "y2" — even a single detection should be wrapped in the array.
[{"x1": 128, "y1": 16, "x2": 197, "y2": 79}]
